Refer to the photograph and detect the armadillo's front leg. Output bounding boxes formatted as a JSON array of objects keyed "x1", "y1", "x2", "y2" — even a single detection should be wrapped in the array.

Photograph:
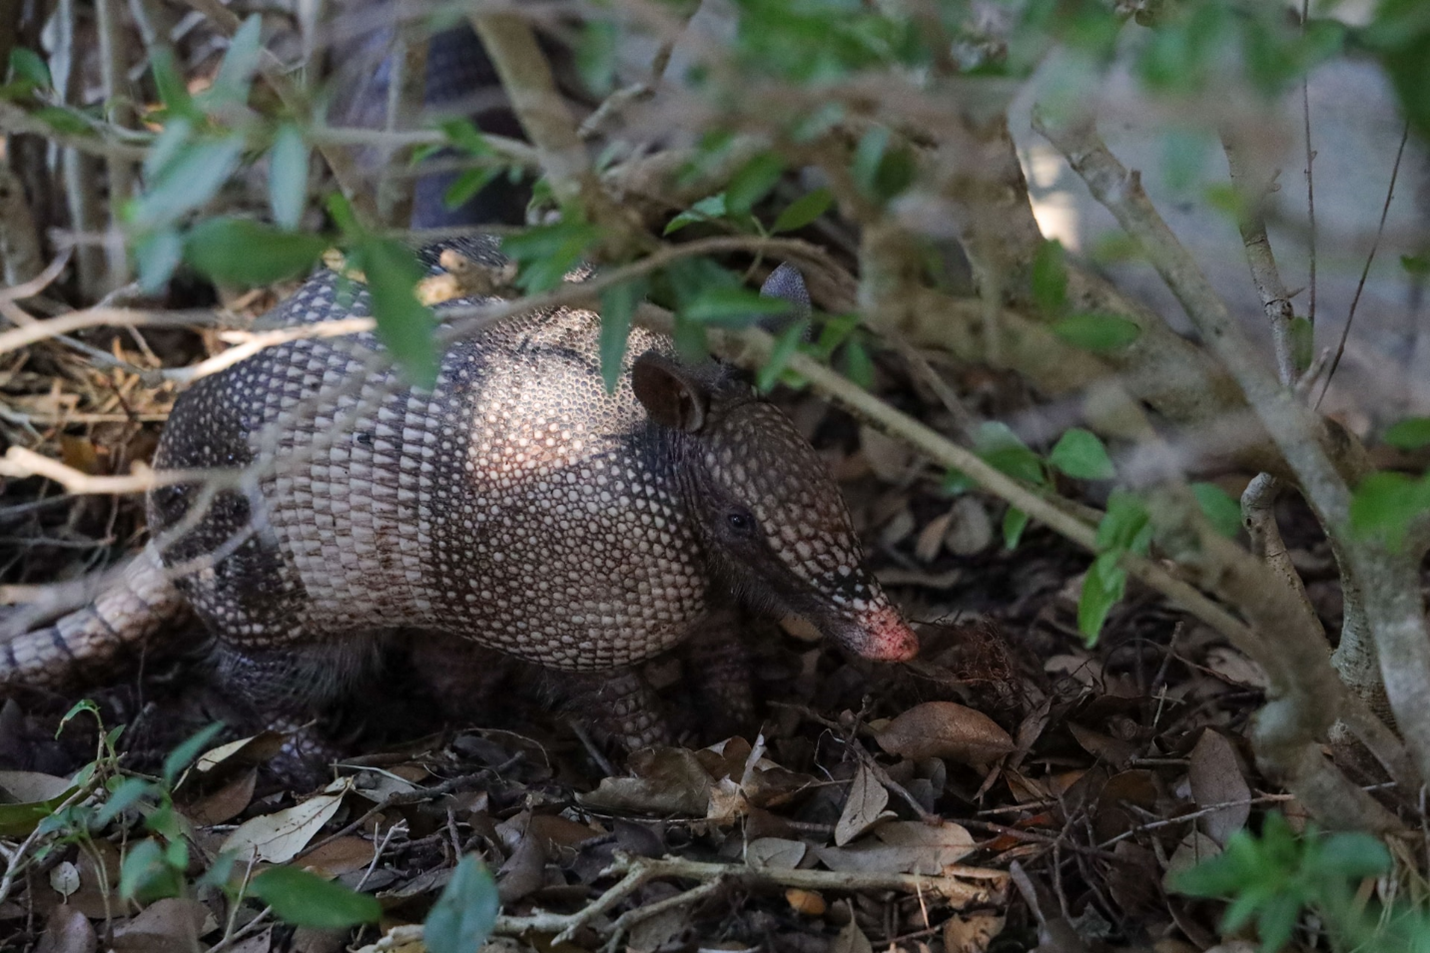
[
  {"x1": 561, "y1": 667, "x2": 671, "y2": 752},
  {"x1": 682, "y1": 607, "x2": 757, "y2": 739}
]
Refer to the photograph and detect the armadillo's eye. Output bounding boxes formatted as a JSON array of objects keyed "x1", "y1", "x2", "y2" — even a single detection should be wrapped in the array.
[{"x1": 726, "y1": 507, "x2": 757, "y2": 535}]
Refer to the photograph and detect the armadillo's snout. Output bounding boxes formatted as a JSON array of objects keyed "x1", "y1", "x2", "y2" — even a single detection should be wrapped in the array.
[{"x1": 820, "y1": 601, "x2": 920, "y2": 662}]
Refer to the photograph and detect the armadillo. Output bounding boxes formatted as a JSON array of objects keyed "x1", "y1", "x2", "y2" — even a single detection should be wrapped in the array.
[{"x1": 1, "y1": 236, "x2": 918, "y2": 759}]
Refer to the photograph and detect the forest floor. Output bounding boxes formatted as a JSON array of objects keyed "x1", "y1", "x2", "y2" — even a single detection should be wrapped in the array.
[{"x1": 0, "y1": 306, "x2": 1335, "y2": 953}]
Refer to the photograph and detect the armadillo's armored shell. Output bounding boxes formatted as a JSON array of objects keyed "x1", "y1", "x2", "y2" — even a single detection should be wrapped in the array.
[{"x1": 150, "y1": 238, "x2": 714, "y2": 672}]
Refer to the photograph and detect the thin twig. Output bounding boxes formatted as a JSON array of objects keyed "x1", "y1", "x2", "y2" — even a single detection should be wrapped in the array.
[
  {"x1": 1301, "y1": 0, "x2": 1317, "y2": 329},
  {"x1": 1317, "y1": 121, "x2": 1410, "y2": 408}
]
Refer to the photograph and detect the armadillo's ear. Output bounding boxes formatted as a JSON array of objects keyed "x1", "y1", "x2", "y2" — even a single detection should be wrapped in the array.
[
  {"x1": 758, "y1": 263, "x2": 811, "y2": 330},
  {"x1": 632, "y1": 353, "x2": 709, "y2": 433}
]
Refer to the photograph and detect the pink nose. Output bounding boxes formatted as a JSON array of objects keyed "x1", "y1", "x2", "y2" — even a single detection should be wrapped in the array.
[{"x1": 851, "y1": 605, "x2": 920, "y2": 662}]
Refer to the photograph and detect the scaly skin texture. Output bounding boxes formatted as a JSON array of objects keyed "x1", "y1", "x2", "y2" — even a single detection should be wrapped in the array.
[{"x1": 4, "y1": 237, "x2": 918, "y2": 767}]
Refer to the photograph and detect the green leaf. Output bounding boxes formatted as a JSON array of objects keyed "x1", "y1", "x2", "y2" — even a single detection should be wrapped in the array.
[
  {"x1": 683, "y1": 287, "x2": 792, "y2": 326},
  {"x1": 941, "y1": 468, "x2": 975, "y2": 495},
  {"x1": 1078, "y1": 551, "x2": 1125, "y2": 641},
  {"x1": 250, "y1": 866, "x2": 382, "y2": 929},
  {"x1": 972, "y1": 422, "x2": 1045, "y2": 486},
  {"x1": 144, "y1": 117, "x2": 193, "y2": 181},
  {"x1": 850, "y1": 125, "x2": 914, "y2": 203},
  {"x1": 757, "y1": 319, "x2": 809, "y2": 392},
  {"x1": 34, "y1": 105, "x2": 92, "y2": 135},
  {"x1": 575, "y1": 18, "x2": 619, "y2": 96},
  {"x1": 1255, "y1": 891, "x2": 1301, "y2": 953},
  {"x1": 1052, "y1": 313, "x2": 1142, "y2": 351},
  {"x1": 94, "y1": 777, "x2": 157, "y2": 827},
  {"x1": 437, "y1": 118, "x2": 492, "y2": 157},
  {"x1": 1002, "y1": 507, "x2": 1030, "y2": 549},
  {"x1": 842, "y1": 337, "x2": 874, "y2": 389},
  {"x1": 150, "y1": 50, "x2": 193, "y2": 116},
  {"x1": 267, "y1": 124, "x2": 308, "y2": 231},
  {"x1": 772, "y1": 187, "x2": 833, "y2": 233},
  {"x1": 1316, "y1": 833, "x2": 1391, "y2": 880},
  {"x1": 185, "y1": 218, "x2": 326, "y2": 287},
  {"x1": 0, "y1": 775, "x2": 76, "y2": 837},
  {"x1": 208, "y1": 14, "x2": 263, "y2": 105},
  {"x1": 501, "y1": 220, "x2": 600, "y2": 292},
  {"x1": 1031, "y1": 239, "x2": 1068, "y2": 315},
  {"x1": 1191, "y1": 482, "x2": 1243, "y2": 538},
  {"x1": 1349, "y1": 470, "x2": 1430, "y2": 549},
  {"x1": 659, "y1": 256, "x2": 739, "y2": 310},
  {"x1": 851, "y1": 125, "x2": 891, "y2": 195},
  {"x1": 665, "y1": 193, "x2": 729, "y2": 235},
  {"x1": 1097, "y1": 490, "x2": 1153, "y2": 554},
  {"x1": 326, "y1": 192, "x2": 361, "y2": 237},
  {"x1": 424, "y1": 855, "x2": 500, "y2": 953},
  {"x1": 726, "y1": 152, "x2": 785, "y2": 215},
  {"x1": 120, "y1": 839, "x2": 181, "y2": 902},
  {"x1": 1049, "y1": 428, "x2": 1115, "y2": 480},
  {"x1": 131, "y1": 135, "x2": 246, "y2": 230},
  {"x1": 9, "y1": 48, "x2": 50, "y2": 88},
  {"x1": 443, "y1": 166, "x2": 500, "y2": 210},
  {"x1": 357, "y1": 239, "x2": 439, "y2": 388},
  {"x1": 134, "y1": 228, "x2": 184, "y2": 294},
  {"x1": 1169, "y1": 846, "x2": 1242, "y2": 897},
  {"x1": 1384, "y1": 417, "x2": 1430, "y2": 450},
  {"x1": 59, "y1": 699, "x2": 100, "y2": 732},
  {"x1": 162, "y1": 723, "x2": 226, "y2": 785},
  {"x1": 598, "y1": 277, "x2": 647, "y2": 393},
  {"x1": 1402, "y1": 254, "x2": 1430, "y2": 277}
]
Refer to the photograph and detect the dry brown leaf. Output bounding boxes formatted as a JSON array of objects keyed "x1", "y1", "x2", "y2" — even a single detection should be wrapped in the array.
[
  {"x1": 496, "y1": 826, "x2": 548, "y2": 904},
  {"x1": 220, "y1": 778, "x2": 352, "y2": 863},
  {"x1": 875, "y1": 702, "x2": 1015, "y2": 765},
  {"x1": 193, "y1": 732, "x2": 287, "y2": 775},
  {"x1": 295, "y1": 836, "x2": 377, "y2": 877},
  {"x1": 353, "y1": 925, "x2": 424, "y2": 953},
  {"x1": 945, "y1": 496, "x2": 994, "y2": 556},
  {"x1": 1164, "y1": 831, "x2": 1223, "y2": 892},
  {"x1": 527, "y1": 813, "x2": 603, "y2": 849},
  {"x1": 943, "y1": 913, "x2": 1005, "y2": 953},
  {"x1": 48, "y1": 861, "x2": 79, "y2": 899},
  {"x1": 1043, "y1": 653, "x2": 1103, "y2": 687},
  {"x1": 746, "y1": 837, "x2": 807, "y2": 870},
  {"x1": 816, "y1": 820, "x2": 974, "y2": 874},
  {"x1": 186, "y1": 768, "x2": 257, "y2": 826},
  {"x1": 1068, "y1": 723, "x2": 1138, "y2": 769},
  {"x1": 34, "y1": 904, "x2": 96, "y2": 953},
  {"x1": 111, "y1": 898, "x2": 215, "y2": 953},
  {"x1": 0, "y1": 770, "x2": 71, "y2": 803},
  {"x1": 834, "y1": 764, "x2": 893, "y2": 846},
  {"x1": 859, "y1": 425, "x2": 912, "y2": 482},
  {"x1": 832, "y1": 910, "x2": 874, "y2": 953},
  {"x1": 576, "y1": 747, "x2": 711, "y2": 816},
  {"x1": 707, "y1": 776, "x2": 749, "y2": 824},
  {"x1": 1204, "y1": 647, "x2": 1269, "y2": 689},
  {"x1": 58, "y1": 841, "x2": 124, "y2": 919},
  {"x1": 1187, "y1": 731, "x2": 1250, "y2": 846},
  {"x1": 221, "y1": 928, "x2": 274, "y2": 953},
  {"x1": 916, "y1": 509, "x2": 956, "y2": 562}
]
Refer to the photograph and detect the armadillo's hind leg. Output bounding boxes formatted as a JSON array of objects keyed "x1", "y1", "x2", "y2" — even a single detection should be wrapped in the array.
[{"x1": 209, "y1": 634, "x2": 385, "y2": 786}]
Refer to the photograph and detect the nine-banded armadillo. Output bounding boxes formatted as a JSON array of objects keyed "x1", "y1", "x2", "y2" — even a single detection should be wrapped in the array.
[{"x1": 1, "y1": 236, "x2": 918, "y2": 763}]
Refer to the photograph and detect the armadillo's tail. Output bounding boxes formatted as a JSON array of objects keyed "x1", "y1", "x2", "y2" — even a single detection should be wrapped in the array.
[{"x1": 0, "y1": 543, "x2": 186, "y2": 689}]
